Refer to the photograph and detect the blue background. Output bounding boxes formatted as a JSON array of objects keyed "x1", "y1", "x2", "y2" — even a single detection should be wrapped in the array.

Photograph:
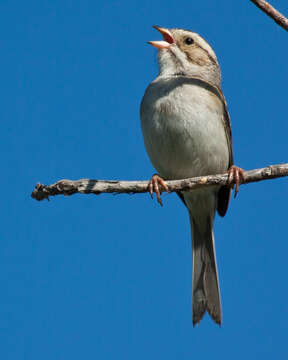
[{"x1": 1, "y1": 0, "x2": 288, "y2": 358}]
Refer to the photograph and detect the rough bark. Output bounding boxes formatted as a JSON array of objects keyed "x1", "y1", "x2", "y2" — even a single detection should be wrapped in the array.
[
  {"x1": 31, "y1": 163, "x2": 288, "y2": 201},
  {"x1": 250, "y1": 0, "x2": 288, "y2": 31}
]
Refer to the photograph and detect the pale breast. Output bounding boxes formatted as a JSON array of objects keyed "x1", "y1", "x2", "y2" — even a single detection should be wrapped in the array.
[{"x1": 140, "y1": 76, "x2": 230, "y2": 180}]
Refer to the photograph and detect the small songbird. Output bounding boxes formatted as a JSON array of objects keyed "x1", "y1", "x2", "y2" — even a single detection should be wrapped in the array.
[{"x1": 140, "y1": 26, "x2": 244, "y2": 326}]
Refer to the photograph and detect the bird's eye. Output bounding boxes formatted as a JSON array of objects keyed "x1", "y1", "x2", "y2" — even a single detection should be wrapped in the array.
[{"x1": 185, "y1": 37, "x2": 194, "y2": 45}]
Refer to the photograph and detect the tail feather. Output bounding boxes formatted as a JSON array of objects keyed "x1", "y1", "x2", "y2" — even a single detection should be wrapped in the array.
[{"x1": 190, "y1": 213, "x2": 222, "y2": 326}]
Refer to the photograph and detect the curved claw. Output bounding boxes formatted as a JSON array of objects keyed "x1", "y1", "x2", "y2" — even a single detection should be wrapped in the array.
[
  {"x1": 147, "y1": 174, "x2": 169, "y2": 206},
  {"x1": 227, "y1": 165, "x2": 245, "y2": 198}
]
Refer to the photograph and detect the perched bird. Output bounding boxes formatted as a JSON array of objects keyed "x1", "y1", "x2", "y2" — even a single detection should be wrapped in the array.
[{"x1": 140, "y1": 26, "x2": 244, "y2": 326}]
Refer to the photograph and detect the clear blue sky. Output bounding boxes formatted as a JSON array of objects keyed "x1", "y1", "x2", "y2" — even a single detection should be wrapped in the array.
[{"x1": 1, "y1": 0, "x2": 288, "y2": 358}]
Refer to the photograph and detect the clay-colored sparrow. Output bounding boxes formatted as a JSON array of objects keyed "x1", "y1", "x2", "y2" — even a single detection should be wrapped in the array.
[{"x1": 140, "y1": 26, "x2": 244, "y2": 325}]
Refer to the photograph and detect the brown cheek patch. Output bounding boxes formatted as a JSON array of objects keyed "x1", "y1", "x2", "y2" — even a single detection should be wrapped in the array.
[
  {"x1": 185, "y1": 47, "x2": 211, "y2": 66},
  {"x1": 179, "y1": 41, "x2": 217, "y2": 67}
]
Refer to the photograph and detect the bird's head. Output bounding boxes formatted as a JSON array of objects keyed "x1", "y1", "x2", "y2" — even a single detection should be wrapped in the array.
[{"x1": 149, "y1": 26, "x2": 221, "y2": 87}]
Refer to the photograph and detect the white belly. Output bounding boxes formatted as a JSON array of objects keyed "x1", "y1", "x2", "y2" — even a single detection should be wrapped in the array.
[{"x1": 140, "y1": 77, "x2": 230, "y2": 180}]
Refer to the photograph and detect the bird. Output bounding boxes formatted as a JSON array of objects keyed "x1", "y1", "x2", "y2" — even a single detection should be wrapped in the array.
[{"x1": 140, "y1": 26, "x2": 244, "y2": 326}]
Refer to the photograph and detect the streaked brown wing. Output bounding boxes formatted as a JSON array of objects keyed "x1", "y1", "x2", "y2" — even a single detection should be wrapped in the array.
[{"x1": 216, "y1": 88, "x2": 233, "y2": 217}]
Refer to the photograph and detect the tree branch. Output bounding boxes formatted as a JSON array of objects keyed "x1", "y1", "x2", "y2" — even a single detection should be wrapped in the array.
[
  {"x1": 250, "y1": 0, "x2": 288, "y2": 31},
  {"x1": 31, "y1": 163, "x2": 288, "y2": 201}
]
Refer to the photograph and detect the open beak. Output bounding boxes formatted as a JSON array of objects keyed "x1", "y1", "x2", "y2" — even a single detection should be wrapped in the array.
[{"x1": 148, "y1": 25, "x2": 174, "y2": 49}]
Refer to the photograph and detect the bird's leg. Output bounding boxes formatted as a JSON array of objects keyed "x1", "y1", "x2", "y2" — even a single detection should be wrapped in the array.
[
  {"x1": 227, "y1": 165, "x2": 245, "y2": 198},
  {"x1": 148, "y1": 174, "x2": 169, "y2": 206}
]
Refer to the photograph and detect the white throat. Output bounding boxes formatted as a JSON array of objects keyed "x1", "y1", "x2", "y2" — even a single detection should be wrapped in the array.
[{"x1": 157, "y1": 47, "x2": 221, "y2": 87}]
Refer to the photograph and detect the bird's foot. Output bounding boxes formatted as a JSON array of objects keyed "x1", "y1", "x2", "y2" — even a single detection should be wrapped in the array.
[
  {"x1": 148, "y1": 174, "x2": 169, "y2": 206},
  {"x1": 227, "y1": 165, "x2": 245, "y2": 198}
]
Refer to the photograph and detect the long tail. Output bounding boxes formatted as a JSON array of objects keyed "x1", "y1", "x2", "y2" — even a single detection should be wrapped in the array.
[{"x1": 190, "y1": 212, "x2": 222, "y2": 326}]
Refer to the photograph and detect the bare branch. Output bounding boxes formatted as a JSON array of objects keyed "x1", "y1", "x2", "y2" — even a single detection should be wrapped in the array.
[
  {"x1": 250, "y1": 0, "x2": 288, "y2": 31},
  {"x1": 31, "y1": 163, "x2": 288, "y2": 202}
]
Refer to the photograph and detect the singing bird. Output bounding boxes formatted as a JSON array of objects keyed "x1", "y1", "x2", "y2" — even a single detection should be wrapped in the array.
[{"x1": 140, "y1": 26, "x2": 243, "y2": 325}]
